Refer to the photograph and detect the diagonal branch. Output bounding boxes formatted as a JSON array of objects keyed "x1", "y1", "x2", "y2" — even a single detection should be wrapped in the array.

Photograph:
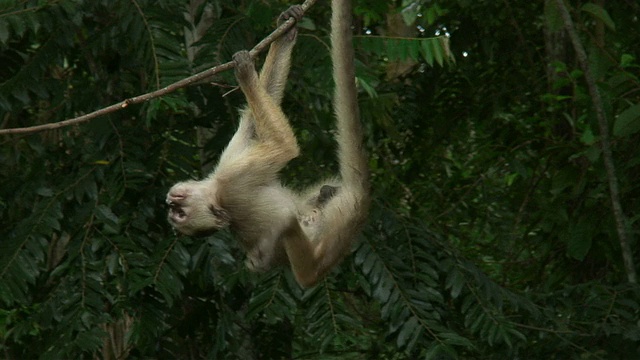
[
  {"x1": 554, "y1": 0, "x2": 636, "y2": 284},
  {"x1": 0, "y1": 0, "x2": 318, "y2": 136}
]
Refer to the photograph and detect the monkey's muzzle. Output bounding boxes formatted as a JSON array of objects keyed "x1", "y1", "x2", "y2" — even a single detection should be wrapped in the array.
[{"x1": 166, "y1": 198, "x2": 187, "y2": 222}]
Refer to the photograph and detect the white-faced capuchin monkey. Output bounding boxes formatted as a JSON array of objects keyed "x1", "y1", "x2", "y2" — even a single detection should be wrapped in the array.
[{"x1": 166, "y1": 0, "x2": 369, "y2": 288}]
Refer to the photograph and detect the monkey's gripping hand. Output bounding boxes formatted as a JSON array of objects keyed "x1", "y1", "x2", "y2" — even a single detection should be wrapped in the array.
[{"x1": 278, "y1": 5, "x2": 304, "y2": 42}]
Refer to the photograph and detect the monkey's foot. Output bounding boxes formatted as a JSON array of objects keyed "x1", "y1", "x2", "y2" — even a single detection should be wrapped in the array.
[
  {"x1": 278, "y1": 5, "x2": 303, "y2": 41},
  {"x1": 232, "y1": 50, "x2": 255, "y2": 82}
]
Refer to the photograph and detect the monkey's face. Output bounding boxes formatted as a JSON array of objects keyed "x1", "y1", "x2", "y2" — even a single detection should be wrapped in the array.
[{"x1": 166, "y1": 180, "x2": 230, "y2": 237}]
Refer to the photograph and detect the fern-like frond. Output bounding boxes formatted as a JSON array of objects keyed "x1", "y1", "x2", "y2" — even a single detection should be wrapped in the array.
[{"x1": 357, "y1": 35, "x2": 454, "y2": 66}]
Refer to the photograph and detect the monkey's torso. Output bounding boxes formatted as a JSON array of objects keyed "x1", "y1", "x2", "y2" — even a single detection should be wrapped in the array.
[{"x1": 221, "y1": 180, "x2": 298, "y2": 270}]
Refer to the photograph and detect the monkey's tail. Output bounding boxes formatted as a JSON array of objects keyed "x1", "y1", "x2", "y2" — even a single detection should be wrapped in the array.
[{"x1": 331, "y1": 0, "x2": 369, "y2": 193}]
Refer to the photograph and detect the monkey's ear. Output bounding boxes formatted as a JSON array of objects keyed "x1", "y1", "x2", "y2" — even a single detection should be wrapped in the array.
[{"x1": 209, "y1": 205, "x2": 231, "y2": 227}]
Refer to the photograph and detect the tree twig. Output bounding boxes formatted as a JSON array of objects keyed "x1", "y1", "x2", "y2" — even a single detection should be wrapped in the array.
[
  {"x1": 0, "y1": 0, "x2": 318, "y2": 135},
  {"x1": 554, "y1": 0, "x2": 636, "y2": 284}
]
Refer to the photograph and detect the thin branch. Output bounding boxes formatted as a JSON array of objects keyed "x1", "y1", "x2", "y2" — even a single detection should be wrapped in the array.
[
  {"x1": 554, "y1": 0, "x2": 636, "y2": 284},
  {"x1": 0, "y1": 0, "x2": 318, "y2": 135}
]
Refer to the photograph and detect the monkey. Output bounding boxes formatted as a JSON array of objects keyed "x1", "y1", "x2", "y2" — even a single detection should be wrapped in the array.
[{"x1": 166, "y1": 0, "x2": 369, "y2": 287}]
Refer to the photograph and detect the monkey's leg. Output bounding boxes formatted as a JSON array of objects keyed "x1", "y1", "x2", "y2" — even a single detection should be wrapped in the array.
[
  {"x1": 233, "y1": 51, "x2": 299, "y2": 161},
  {"x1": 220, "y1": 6, "x2": 302, "y2": 164},
  {"x1": 259, "y1": 5, "x2": 303, "y2": 103}
]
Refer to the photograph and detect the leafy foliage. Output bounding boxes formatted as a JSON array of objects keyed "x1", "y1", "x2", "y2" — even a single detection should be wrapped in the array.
[{"x1": 1, "y1": 0, "x2": 639, "y2": 359}]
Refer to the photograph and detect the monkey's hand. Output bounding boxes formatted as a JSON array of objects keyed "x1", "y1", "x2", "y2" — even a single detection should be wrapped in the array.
[
  {"x1": 277, "y1": 5, "x2": 303, "y2": 42},
  {"x1": 233, "y1": 50, "x2": 256, "y2": 85}
]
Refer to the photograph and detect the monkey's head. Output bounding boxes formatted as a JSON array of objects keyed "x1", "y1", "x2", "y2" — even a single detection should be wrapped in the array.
[{"x1": 166, "y1": 180, "x2": 230, "y2": 237}]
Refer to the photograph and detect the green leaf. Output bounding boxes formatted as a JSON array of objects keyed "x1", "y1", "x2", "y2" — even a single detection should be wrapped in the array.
[
  {"x1": 361, "y1": 250, "x2": 376, "y2": 275},
  {"x1": 95, "y1": 205, "x2": 119, "y2": 225},
  {"x1": 581, "y1": 3, "x2": 615, "y2": 31},
  {"x1": 426, "y1": 344, "x2": 454, "y2": 360},
  {"x1": 422, "y1": 40, "x2": 434, "y2": 66},
  {"x1": 386, "y1": 39, "x2": 407, "y2": 61},
  {"x1": 246, "y1": 2, "x2": 274, "y2": 29},
  {"x1": 441, "y1": 332, "x2": 474, "y2": 348},
  {"x1": 620, "y1": 54, "x2": 635, "y2": 68},
  {"x1": 580, "y1": 126, "x2": 596, "y2": 145},
  {"x1": 36, "y1": 187, "x2": 54, "y2": 197},
  {"x1": 566, "y1": 219, "x2": 593, "y2": 261},
  {"x1": 445, "y1": 269, "x2": 465, "y2": 299},
  {"x1": 432, "y1": 39, "x2": 444, "y2": 66},
  {"x1": 613, "y1": 103, "x2": 640, "y2": 137},
  {"x1": 7, "y1": 15, "x2": 25, "y2": 38},
  {"x1": 358, "y1": 36, "x2": 451, "y2": 67},
  {"x1": 373, "y1": 274, "x2": 393, "y2": 302},
  {"x1": 0, "y1": 19, "x2": 8, "y2": 43},
  {"x1": 396, "y1": 316, "x2": 418, "y2": 348},
  {"x1": 401, "y1": 2, "x2": 420, "y2": 25}
]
